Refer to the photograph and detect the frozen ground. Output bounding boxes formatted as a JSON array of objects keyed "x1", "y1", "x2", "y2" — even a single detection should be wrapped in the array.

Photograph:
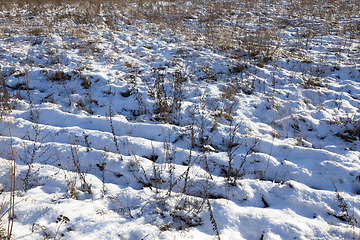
[{"x1": 0, "y1": 1, "x2": 360, "y2": 239}]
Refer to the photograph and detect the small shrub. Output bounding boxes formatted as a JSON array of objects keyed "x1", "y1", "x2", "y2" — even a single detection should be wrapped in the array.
[
  {"x1": 331, "y1": 116, "x2": 360, "y2": 142},
  {"x1": 48, "y1": 71, "x2": 71, "y2": 82}
]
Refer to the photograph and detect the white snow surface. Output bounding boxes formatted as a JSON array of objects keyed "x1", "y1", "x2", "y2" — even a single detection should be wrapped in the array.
[{"x1": 0, "y1": 1, "x2": 359, "y2": 239}]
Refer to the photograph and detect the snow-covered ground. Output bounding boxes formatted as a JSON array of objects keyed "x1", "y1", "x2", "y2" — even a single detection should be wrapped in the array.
[{"x1": 0, "y1": 1, "x2": 360, "y2": 239}]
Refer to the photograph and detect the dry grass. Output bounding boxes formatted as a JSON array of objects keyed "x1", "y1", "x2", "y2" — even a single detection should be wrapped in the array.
[
  {"x1": 0, "y1": 0, "x2": 359, "y2": 238},
  {"x1": 1, "y1": 0, "x2": 358, "y2": 59}
]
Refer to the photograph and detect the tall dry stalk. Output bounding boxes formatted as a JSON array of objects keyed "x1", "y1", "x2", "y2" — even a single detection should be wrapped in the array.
[{"x1": 4, "y1": 121, "x2": 16, "y2": 240}]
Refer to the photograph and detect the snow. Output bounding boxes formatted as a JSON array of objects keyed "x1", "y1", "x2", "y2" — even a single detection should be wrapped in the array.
[{"x1": 0, "y1": 1, "x2": 359, "y2": 239}]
